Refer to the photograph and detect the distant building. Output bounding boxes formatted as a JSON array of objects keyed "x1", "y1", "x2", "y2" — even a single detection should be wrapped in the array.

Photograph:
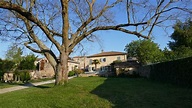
[
  {"x1": 33, "y1": 57, "x2": 79, "y2": 78},
  {"x1": 73, "y1": 51, "x2": 127, "y2": 72}
]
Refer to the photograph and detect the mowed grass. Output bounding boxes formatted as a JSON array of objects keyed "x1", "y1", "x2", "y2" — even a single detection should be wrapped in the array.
[
  {"x1": 0, "y1": 83, "x2": 18, "y2": 89},
  {"x1": 0, "y1": 77, "x2": 192, "y2": 108}
]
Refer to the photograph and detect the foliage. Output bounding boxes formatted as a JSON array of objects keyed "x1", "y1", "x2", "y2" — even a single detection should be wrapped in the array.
[
  {"x1": 125, "y1": 39, "x2": 164, "y2": 65},
  {"x1": 169, "y1": 20, "x2": 192, "y2": 50},
  {"x1": 92, "y1": 59, "x2": 100, "y2": 70},
  {"x1": 162, "y1": 47, "x2": 176, "y2": 61},
  {"x1": 168, "y1": 20, "x2": 192, "y2": 59},
  {"x1": 0, "y1": 59, "x2": 15, "y2": 80},
  {"x1": 5, "y1": 45, "x2": 23, "y2": 64},
  {"x1": 150, "y1": 56, "x2": 192, "y2": 88},
  {"x1": 124, "y1": 40, "x2": 141, "y2": 58},
  {"x1": 14, "y1": 70, "x2": 31, "y2": 83},
  {"x1": 0, "y1": 60, "x2": 15, "y2": 81},
  {"x1": 74, "y1": 69, "x2": 84, "y2": 75},
  {"x1": 17, "y1": 54, "x2": 37, "y2": 70},
  {"x1": 68, "y1": 71, "x2": 75, "y2": 77}
]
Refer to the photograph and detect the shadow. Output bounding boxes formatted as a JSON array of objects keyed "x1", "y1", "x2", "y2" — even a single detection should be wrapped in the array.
[
  {"x1": 33, "y1": 85, "x2": 52, "y2": 89},
  {"x1": 21, "y1": 82, "x2": 52, "y2": 89},
  {"x1": 90, "y1": 77, "x2": 150, "y2": 108},
  {"x1": 90, "y1": 77, "x2": 127, "y2": 108},
  {"x1": 22, "y1": 82, "x2": 35, "y2": 87}
]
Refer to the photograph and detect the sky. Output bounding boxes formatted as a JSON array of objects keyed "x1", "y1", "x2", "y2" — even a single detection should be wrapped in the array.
[{"x1": 0, "y1": 0, "x2": 183, "y2": 59}]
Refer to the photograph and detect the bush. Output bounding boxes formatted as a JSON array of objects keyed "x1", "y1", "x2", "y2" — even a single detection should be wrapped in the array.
[
  {"x1": 68, "y1": 71, "x2": 75, "y2": 77},
  {"x1": 74, "y1": 69, "x2": 84, "y2": 74},
  {"x1": 74, "y1": 69, "x2": 84, "y2": 77},
  {"x1": 14, "y1": 70, "x2": 31, "y2": 83},
  {"x1": 150, "y1": 56, "x2": 192, "y2": 88}
]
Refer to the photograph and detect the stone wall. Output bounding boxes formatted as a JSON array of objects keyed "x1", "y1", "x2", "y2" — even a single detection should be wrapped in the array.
[{"x1": 138, "y1": 65, "x2": 151, "y2": 78}]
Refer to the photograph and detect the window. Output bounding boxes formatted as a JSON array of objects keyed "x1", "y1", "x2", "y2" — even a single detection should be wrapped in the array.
[
  {"x1": 100, "y1": 58, "x2": 106, "y2": 62},
  {"x1": 89, "y1": 59, "x2": 92, "y2": 65},
  {"x1": 103, "y1": 58, "x2": 106, "y2": 62},
  {"x1": 117, "y1": 56, "x2": 121, "y2": 60}
]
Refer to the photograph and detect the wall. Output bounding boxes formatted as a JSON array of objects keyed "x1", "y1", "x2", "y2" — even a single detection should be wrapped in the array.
[{"x1": 88, "y1": 55, "x2": 127, "y2": 71}]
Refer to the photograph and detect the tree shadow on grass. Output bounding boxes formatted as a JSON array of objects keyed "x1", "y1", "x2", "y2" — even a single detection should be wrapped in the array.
[
  {"x1": 90, "y1": 77, "x2": 150, "y2": 108},
  {"x1": 22, "y1": 82, "x2": 52, "y2": 89},
  {"x1": 91, "y1": 78, "x2": 132, "y2": 108},
  {"x1": 34, "y1": 85, "x2": 52, "y2": 89}
]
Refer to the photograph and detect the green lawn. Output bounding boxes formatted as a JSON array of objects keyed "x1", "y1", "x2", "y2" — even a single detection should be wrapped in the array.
[
  {"x1": 0, "y1": 78, "x2": 54, "y2": 89},
  {"x1": 0, "y1": 82, "x2": 16, "y2": 89},
  {"x1": 0, "y1": 77, "x2": 192, "y2": 108}
]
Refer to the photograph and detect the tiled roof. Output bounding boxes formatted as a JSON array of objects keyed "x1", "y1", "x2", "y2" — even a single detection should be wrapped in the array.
[
  {"x1": 73, "y1": 56, "x2": 87, "y2": 58},
  {"x1": 87, "y1": 51, "x2": 126, "y2": 58}
]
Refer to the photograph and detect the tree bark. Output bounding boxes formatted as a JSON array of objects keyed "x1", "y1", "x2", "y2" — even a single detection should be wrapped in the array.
[{"x1": 55, "y1": 52, "x2": 69, "y2": 85}]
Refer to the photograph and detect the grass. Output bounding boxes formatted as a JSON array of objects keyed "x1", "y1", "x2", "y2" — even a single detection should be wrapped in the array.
[
  {"x1": 0, "y1": 82, "x2": 17, "y2": 89},
  {"x1": 0, "y1": 78, "x2": 54, "y2": 89},
  {"x1": 0, "y1": 77, "x2": 192, "y2": 108}
]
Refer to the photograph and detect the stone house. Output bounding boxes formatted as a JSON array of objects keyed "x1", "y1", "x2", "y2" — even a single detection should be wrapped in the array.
[
  {"x1": 33, "y1": 58, "x2": 79, "y2": 79},
  {"x1": 73, "y1": 51, "x2": 127, "y2": 72}
]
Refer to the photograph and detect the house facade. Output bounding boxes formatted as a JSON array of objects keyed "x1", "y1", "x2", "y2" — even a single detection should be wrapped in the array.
[
  {"x1": 73, "y1": 51, "x2": 127, "y2": 72},
  {"x1": 33, "y1": 58, "x2": 79, "y2": 78}
]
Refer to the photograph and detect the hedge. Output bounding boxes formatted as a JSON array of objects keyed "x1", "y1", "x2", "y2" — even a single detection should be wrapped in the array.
[{"x1": 149, "y1": 56, "x2": 192, "y2": 88}]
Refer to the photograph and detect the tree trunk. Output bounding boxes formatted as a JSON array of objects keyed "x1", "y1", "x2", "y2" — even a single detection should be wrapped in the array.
[{"x1": 55, "y1": 52, "x2": 69, "y2": 85}]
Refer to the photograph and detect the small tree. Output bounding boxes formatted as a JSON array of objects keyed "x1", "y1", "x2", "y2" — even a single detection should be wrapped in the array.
[
  {"x1": 5, "y1": 45, "x2": 23, "y2": 65},
  {"x1": 17, "y1": 54, "x2": 37, "y2": 70},
  {"x1": 0, "y1": 59, "x2": 15, "y2": 81},
  {"x1": 92, "y1": 59, "x2": 100, "y2": 71}
]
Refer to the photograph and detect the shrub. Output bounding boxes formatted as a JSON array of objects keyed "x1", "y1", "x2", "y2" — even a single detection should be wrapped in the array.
[
  {"x1": 68, "y1": 71, "x2": 75, "y2": 77},
  {"x1": 74, "y1": 69, "x2": 84, "y2": 74},
  {"x1": 150, "y1": 56, "x2": 192, "y2": 88},
  {"x1": 14, "y1": 70, "x2": 31, "y2": 83},
  {"x1": 74, "y1": 69, "x2": 84, "y2": 77}
]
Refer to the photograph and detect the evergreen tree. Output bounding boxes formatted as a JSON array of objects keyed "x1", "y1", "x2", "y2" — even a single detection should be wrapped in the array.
[{"x1": 168, "y1": 20, "x2": 192, "y2": 59}]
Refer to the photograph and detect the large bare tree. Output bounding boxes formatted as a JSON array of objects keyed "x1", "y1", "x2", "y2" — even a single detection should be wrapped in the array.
[{"x1": 0, "y1": 0, "x2": 191, "y2": 85}]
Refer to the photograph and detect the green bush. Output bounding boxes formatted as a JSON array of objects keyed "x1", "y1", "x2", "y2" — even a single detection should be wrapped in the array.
[
  {"x1": 14, "y1": 70, "x2": 31, "y2": 83},
  {"x1": 150, "y1": 56, "x2": 192, "y2": 88},
  {"x1": 74, "y1": 69, "x2": 84, "y2": 74},
  {"x1": 68, "y1": 71, "x2": 75, "y2": 77}
]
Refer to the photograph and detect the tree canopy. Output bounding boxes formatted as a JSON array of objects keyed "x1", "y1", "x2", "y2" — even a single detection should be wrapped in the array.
[
  {"x1": 168, "y1": 20, "x2": 192, "y2": 59},
  {"x1": 125, "y1": 39, "x2": 164, "y2": 65}
]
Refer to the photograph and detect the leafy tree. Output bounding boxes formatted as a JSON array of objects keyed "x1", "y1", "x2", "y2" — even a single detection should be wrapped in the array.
[
  {"x1": 162, "y1": 47, "x2": 176, "y2": 61},
  {"x1": 5, "y1": 45, "x2": 23, "y2": 65},
  {"x1": 124, "y1": 40, "x2": 141, "y2": 58},
  {"x1": 0, "y1": 1, "x2": 191, "y2": 85},
  {"x1": 18, "y1": 54, "x2": 37, "y2": 70},
  {"x1": 168, "y1": 20, "x2": 192, "y2": 59},
  {"x1": 0, "y1": 59, "x2": 15, "y2": 81},
  {"x1": 125, "y1": 39, "x2": 164, "y2": 65}
]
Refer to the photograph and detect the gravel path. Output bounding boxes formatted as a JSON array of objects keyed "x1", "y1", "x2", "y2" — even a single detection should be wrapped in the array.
[{"x1": 0, "y1": 76, "x2": 74, "y2": 94}]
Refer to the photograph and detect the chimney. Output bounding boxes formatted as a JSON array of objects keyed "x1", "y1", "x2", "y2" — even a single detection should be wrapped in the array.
[{"x1": 101, "y1": 49, "x2": 104, "y2": 53}]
